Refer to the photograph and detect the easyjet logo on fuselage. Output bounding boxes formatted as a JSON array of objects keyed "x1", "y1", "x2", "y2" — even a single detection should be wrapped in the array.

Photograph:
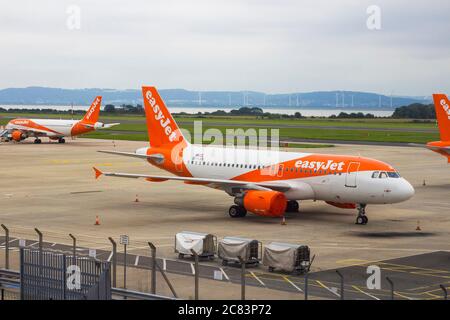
[
  {"x1": 295, "y1": 159, "x2": 345, "y2": 171},
  {"x1": 12, "y1": 119, "x2": 30, "y2": 125},
  {"x1": 85, "y1": 97, "x2": 100, "y2": 121},
  {"x1": 440, "y1": 99, "x2": 450, "y2": 120},
  {"x1": 145, "y1": 90, "x2": 177, "y2": 142}
]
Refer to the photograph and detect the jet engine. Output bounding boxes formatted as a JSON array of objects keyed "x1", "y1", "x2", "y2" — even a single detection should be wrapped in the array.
[
  {"x1": 236, "y1": 190, "x2": 287, "y2": 217},
  {"x1": 11, "y1": 130, "x2": 26, "y2": 141}
]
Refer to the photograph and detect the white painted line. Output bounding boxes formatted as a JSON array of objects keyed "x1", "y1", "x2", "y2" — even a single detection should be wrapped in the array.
[
  {"x1": 0, "y1": 242, "x2": 5, "y2": 246},
  {"x1": 107, "y1": 252, "x2": 113, "y2": 262},
  {"x1": 316, "y1": 280, "x2": 341, "y2": 298},
  {"x1": 250, "y1": 272, "x2": 266, "y2": 287},
  {"x1": 352, "y1": 285, "x2": 380, "y2": 300},
  {"x1": 8, "y1": 239, "x2": 18, "y2": 244},
  {"x1": 163, "y1": 258, "x2": 167, "y2": 271},
  {"x1": 51, "y1": 243, "x2": 57, "y2": 247},
  {"x1": 283, "y1": 276, "x2": 303, "y2": 292},
  {"x1": 191, "y1": 263, "x2": 195, "y2": 275},
  {"x1": 134, "y1": 255, "x2": 140, "y2": 266},
  {"x1": 220, "y1": 268, "x2": 230, "y2": 281},
  {"x1": 29, "y1": 241, "x2": 39, "y2": 247}
]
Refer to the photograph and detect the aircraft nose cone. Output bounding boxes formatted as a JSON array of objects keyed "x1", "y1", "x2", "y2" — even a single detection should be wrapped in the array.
[{"x1": 400, "y1": 179, "x2": 415, "y2": 201}]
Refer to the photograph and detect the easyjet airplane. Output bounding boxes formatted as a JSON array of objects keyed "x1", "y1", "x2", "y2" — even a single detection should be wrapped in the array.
[
  {"x1": 93, "y1": 86, "x2": 414, "y2": 225},
  {"x1": 0, "y1": 96, "x2": 119, "y2": 144},
  {"x1": 426, "y1": 94, "x2": 450, "y2": 163}
]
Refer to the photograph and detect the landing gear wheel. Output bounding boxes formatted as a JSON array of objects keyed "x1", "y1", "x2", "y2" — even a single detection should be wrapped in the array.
[
  {"x1": 286, "y1": 200, "x2": 299, "y2": 212},
  {"x1": 355, "y1": 204, "x2": 368, "y2": 225},
  {"x1": 229, "y1": 205, "x2": 247, "y2": 218},
  {"x1": 34, "y1": 138, "x2": 42, "y2": 144},
  {"x1": 58, "y1": 138, "x2": 65, "y2": 143}
]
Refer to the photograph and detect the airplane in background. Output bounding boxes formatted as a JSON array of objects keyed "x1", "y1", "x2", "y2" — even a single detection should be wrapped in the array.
[
  {"x1": 426, "y1": 94, "x2": 450, "y2": 163},
  {"x1": 93, "y1": 86, "x2": 414, "y2": 225},
  {"x1": 0, "y1": 96, "x2": 119, "y2": 144}
]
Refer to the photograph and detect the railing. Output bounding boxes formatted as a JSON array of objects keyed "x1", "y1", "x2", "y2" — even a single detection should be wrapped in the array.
[{"x1": 0, "y1": 269, "x2": 175, "y2": 300}]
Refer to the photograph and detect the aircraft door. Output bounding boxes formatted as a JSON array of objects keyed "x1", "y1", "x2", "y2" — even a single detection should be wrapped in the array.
[{"x1": 345, "y1": 162, "x2": 360, "y2": 188}]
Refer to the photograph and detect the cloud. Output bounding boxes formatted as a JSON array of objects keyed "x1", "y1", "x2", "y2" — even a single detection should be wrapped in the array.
[{"x1": 0, "y1": 0, "x2": 449, "y2": 95}]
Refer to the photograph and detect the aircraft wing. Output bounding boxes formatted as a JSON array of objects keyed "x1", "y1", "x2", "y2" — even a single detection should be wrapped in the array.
[
  {"x1": 93, "y1": 167, "x2": 291, "y2": 192},
  {"x1": 426, "y1": 145, "x2": 450, "y2": 154},
  {"x1": 409, "y1": 143, "x2": 450, "y2": 154},
  {"x1": 98, "y1": 150, "x2": 164, "y2": 161}
]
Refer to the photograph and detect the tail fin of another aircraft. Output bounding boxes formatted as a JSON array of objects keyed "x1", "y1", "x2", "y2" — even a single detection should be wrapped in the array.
[
  {"x1": 432, "y1": 94, "x2": 450, "y2": 141},
  {"x1": 142, "y1": 86, "x2": 185, "y2": 148},
  {"x1": 81, "y1": 96, "x2": 102, "y2": 125}
]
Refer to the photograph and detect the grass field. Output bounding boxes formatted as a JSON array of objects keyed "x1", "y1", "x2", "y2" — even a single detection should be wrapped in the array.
[{"x1": 0, "y1": 112, "x2": 439, "y2": 144}]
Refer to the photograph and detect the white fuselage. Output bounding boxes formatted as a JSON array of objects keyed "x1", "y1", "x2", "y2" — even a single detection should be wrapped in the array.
[{"x1": 137, "y1": 144, "x2": 415, "y2": 205}]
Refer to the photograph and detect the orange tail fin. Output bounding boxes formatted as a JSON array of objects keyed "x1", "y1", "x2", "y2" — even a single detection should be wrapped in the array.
[
  {"x1": 432, "y1": 94, "x2": 450, "y2": 141},
  {"x1": 141, "y1": 86, "x2": 185, "y2": 147},
  {"x1": 81, "y1": 96, "x2": 102, "y2": 124}
]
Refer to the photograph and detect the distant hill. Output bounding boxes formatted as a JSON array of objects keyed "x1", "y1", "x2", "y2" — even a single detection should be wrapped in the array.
[{"x1": 0, "y1": 86, "x2": 430, "y2": 109}]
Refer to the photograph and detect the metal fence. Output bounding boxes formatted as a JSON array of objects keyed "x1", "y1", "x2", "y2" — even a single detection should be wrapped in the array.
[{"x1": 20, "y1": 248, "x2": 111, "y2": 300}]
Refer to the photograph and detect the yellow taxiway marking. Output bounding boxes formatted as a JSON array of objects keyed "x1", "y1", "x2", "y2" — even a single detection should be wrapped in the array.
[
  {"x1": 282, "y1": 276, "x2": 303, "y2": 292},
  {"x1": 250, "y1": 272, "x2": 266, "y2": 286},
  {"x1": 337, "y1": 258, "x2": 450, "y2": 279},
  {"x1": 394, "y1": 291, "x2": 414, "y2": 300},
  {"x1": 316, "y1": 280, "x2": 340, "y2": 298},
  {"x1": 351, "y1": 285, "x2": 380, "y2": 300}
]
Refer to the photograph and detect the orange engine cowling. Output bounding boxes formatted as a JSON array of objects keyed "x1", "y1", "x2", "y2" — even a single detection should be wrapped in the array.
[
  {"x1": 242, "y1": 190, "x2": 287, "y2": 217},
  {"x1": 11, "y1": 130, "x2": 25, "y2": 141}
]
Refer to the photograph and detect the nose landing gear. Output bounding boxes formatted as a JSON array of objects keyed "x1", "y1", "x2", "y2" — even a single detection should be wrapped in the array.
[
  {"x1": 355, "y1": 204, "x2": 368, "y2": 225},
  {"x1": 33, "y1": 138, "x2": 42, "y2": 144}
]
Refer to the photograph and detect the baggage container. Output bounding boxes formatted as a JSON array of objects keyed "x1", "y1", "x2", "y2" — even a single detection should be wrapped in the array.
[
  {"x1": 175, "y1": 231, "x2": 217, "y2": 259},
  {"x1": 263, "y1": 242, "x2": 311, "y2": 274},
  {"x1": 218, "y1": 236, "x2": 262, "y2": 266}
]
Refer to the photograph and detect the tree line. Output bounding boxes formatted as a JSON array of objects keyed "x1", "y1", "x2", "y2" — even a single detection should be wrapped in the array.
[{"x1": 0, "y1": 102, "x2": 437, "y2": 119}]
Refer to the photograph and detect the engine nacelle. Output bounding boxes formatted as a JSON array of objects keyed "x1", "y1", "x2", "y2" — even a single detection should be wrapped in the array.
[
  {"x1": 236, "y1": 190, "x2": 287, "y2": 217},
  {"x1": 11, "y1": 130, "x2": 26, "y2": 141}
]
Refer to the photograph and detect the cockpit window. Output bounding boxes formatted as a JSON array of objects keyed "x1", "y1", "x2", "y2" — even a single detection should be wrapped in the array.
[
  {"x1": 387, "y1": 172, "x2": 400, "y2": 178},
  {"x1": 372, "y1": 171, "x2": 379, "y2": 178},
  {"x1": 379, "y1": 172, "x2": 388, "y2": 178}
]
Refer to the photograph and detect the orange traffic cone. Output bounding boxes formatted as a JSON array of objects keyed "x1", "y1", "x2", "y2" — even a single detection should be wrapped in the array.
[
  {"x1": 135, "y1": 194, "x2": 139, "y2": 203},
  {"x1": 281, "y1": 216, "x2": 287, "y2": 225},
  {"x1": 416, "y1": 220, "x2": 421, "y2": 231},
  {"x1": 95, "y1": 215, "x2": 100, "y2": 226}
]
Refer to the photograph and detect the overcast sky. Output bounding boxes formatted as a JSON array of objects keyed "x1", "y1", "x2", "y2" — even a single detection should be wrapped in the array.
[{"x1": 0, "y1": 0, "x2": 449, "y2": 95}]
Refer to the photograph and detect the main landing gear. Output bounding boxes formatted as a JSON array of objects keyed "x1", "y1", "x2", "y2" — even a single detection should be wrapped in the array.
[
  {"x1": 58, "y1": 138, "x2": 66, "y2": 143},
  {"x1": 33, "y1": 138, "x2": 42, "y2": 144},
  {"x1": 355, "y1": 204, "x2": 368, "y2": 225},
  {"x1": 285, "y1": 200, "x2": 299, "y2": 213},
  {"x1": 228, "y1": 205, "x2": 247, "y2": 218}
]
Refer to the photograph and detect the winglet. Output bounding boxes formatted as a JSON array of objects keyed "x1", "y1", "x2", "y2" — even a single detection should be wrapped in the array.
[{"x1": 93, "y1": 167, "x2": 103, "y2": 179}]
